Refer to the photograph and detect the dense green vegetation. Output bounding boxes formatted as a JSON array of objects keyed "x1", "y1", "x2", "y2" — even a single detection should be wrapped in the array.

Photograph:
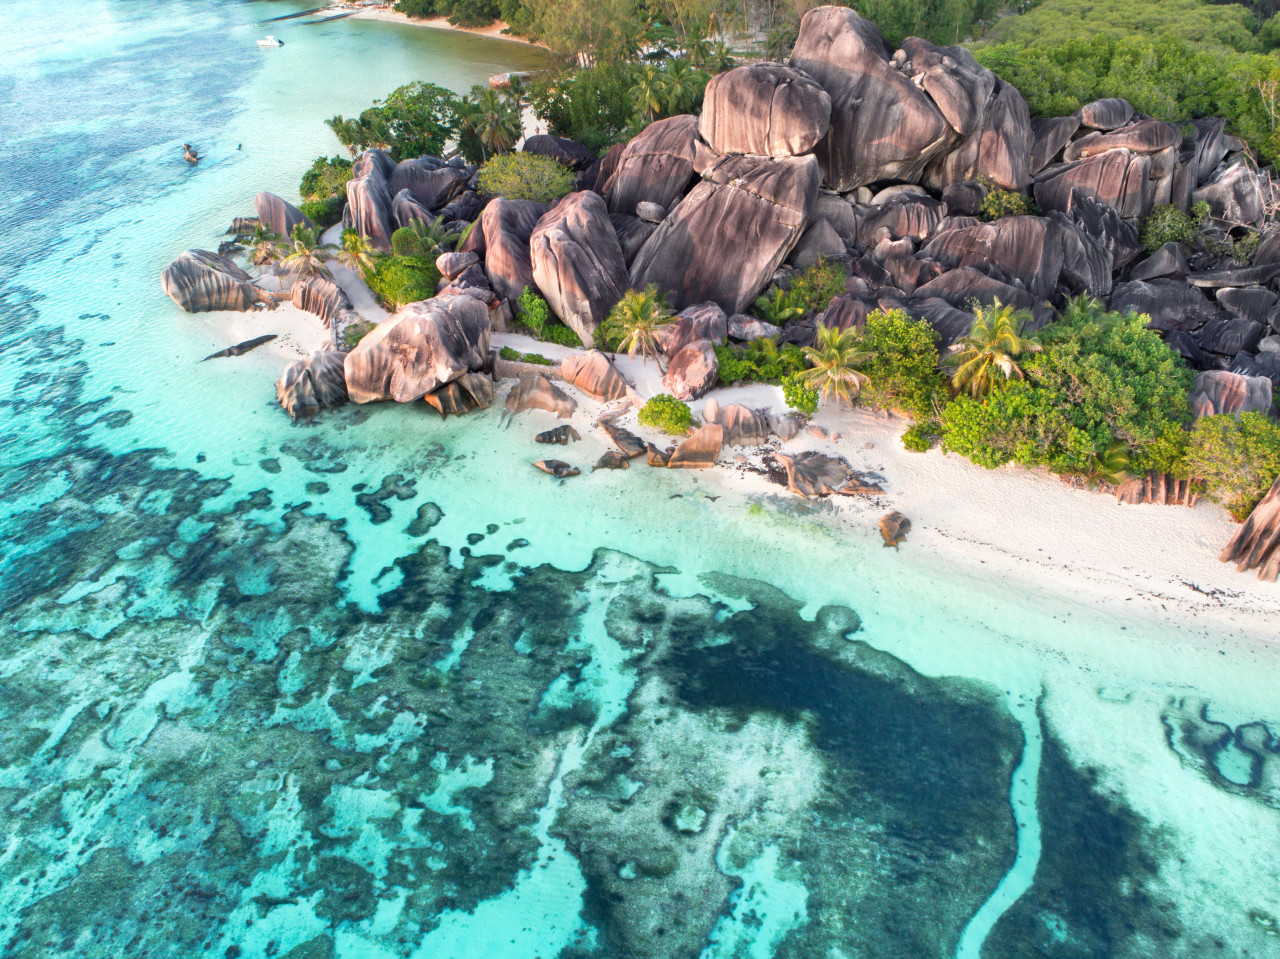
[
  {"x1": 476, "y1": 152, "x2": 575, "y2": 203},
  {"x1": 598, "y1": 287, "x2": 673, "y2": 361},
  {"x1": 299, "y1": 155, "x2": 353, "y2": 202},
  {"x1": 1140, "y1": 202, "x2": 1211, "y2": 252},
  {"x1": 983, "y1": 0, "x2": 1266, "y2": 52},
  {"x1": 1186, "y1": 412, "x2": 1280, "y2": 519},
  {"x1": 513, "y1": 287, "x2": 583, "y2": 345},
  {"x1": 364, "y1": 255, "x2": 443, "y2": 309},
  {"x1": 639, "y1": 393, "x2": 694, "y2": 435},
  {"x1": 498, "y1": 345, "x2": 555, "y2": 364}
]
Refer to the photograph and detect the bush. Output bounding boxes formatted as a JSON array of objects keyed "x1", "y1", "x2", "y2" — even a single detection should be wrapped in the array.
[
  {"x1": 391, "y1": 227, "x2": 426, "y2": 257},
  {"x1": 638, "y1": 394, "x2": 693, "y2": 436},
  {"x1": 300, "y1": 196, "x2": 345, "y2": 229},
  {"x1": 541, "y1": 323, "x2": 583, "y2": 347},
  {"x1": 326, "y1": 82, "x2": 461, "y2": 161},
  {"x1": 1185, "y1": 412, "x2": 1280, "y2": 520},
  {"x1": 1139, "y1": 203, "x2": 1204, "y2": 252},
  {"x1": 901, "y1": 424, "x2": 935, "y2": 453},
  {"x1": 499, "y1": 345, "x2": 554, "y2": 365},
  {"x1": 516, "y1": 286, "x2": 550, "y2": 337},
  {"x1": 364, "y1": 255, "x2": 441, "y2": 309},
  {"x1": 941, "y1": 381, "x2": 1093, "y2": 470},
  {"x1": 476, "y1": 153, "x2": 574, "y2": 204},
  {"x1": 856, "y1": 309, "x2": 946, "y2": 421},
  {"x1": 782, "y1": 374, "x2": 818, "y2": 416},
  {"x1": 784, "y1": 258, "x2": 847, "y2": 318},
  {"x1": 714, "y1": 338, "x2": 806, "y2": 386},
  {"x1": 342, "y1": 320, "x2": 375, "y2": 350},
  {"x1": 980, "y1": 185, "x2": 1036, "y2": 221},
  {"x1": 300, "y1": 155, "x2": 353, "y2": 201},
  {"x1": 527, "y1": 63, "x2": 638, "y2": 154}
]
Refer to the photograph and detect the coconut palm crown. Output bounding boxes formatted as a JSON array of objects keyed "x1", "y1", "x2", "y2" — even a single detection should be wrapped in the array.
[
  {"x1": 279, "y1": 224, "x2": 336, "y2": 278},
  {"x1": 797, "y1": 324, "x2": 868, "y2": 407},
  {"x1": 611, "y1": 286, "x2": 674, "y2": 369},
  {"x1": 944, "y1": 300, "x2": 1042, "y2": 399}
]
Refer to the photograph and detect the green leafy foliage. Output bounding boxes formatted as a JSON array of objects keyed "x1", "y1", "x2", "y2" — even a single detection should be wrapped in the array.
[
  {"x1": 299, "y1": 155, "x2": 353, "y2": 201},
  {"x1": 940, "y1": 381, "x2": 1093, "y2": 470},
  {"x1": 342, "y1": 320, "x2": 375, "y2": 350},
  {"x1": 783, "y1": 259, "x2": 847, "y2": 319},
  {"x1": 1139, "y1": 202, "x2": 1208, "y2": 252},
  {"x1": 326, "y1": 82, "x2": 461, "y2": 161},
  {"x1": 476, "y1": 152, "x2": 575, "y2": 204},
  {"x1": 527, "y1": 62, "x2": 637, "y2": 153},
  {"x1": 982, "y1": 0, "x2": 1263, "y2": 53},
  {"x1": 540, "y1": 323, "x2": 583, "y2": 347},
  {"x1": 456, "y1": 84, "x2": 523, "y2": 164},
  {"x1": 499, "y1": 345, "x2": 554, "y2": 365},
  {"x1": 364, "y1": 256, "x2": 442, "y2": 310},
  {"x1": 299, "y1": 196, "x2": 345, "y2": 229},
  {"x1": 901, "y1": 424, "x2": 935, "y2": 453},
  {"x1": 751, "y1": 287, "x2": 804, "y2": 326},
  {"x1": 391, "y1": 227, "x2": 426, "y2": 257},
  {"x1": 856, "y1": 309, "x2": 947, "y2": 420},
  {"x1": 1185, "y1": 412, "x2": 1280, "y2": 520},
  {"x1": 781, "y1": 374, "x2": 818, "y2": 416},
  {"x1": 638, "y1": 394, "x2": 693, "y2": 436},
  {"x1": 714, "y1": 338, "x2": 806, "y2": 386},
  {"x1": 980, "y1": 185, "x2": 1036, "y2": 221},
  {"x1": 797, "y1": 325, "x2": 868, "y2": 408},
  {"x1": 599, "y1": 286, "x2": 672, "y2": 360},
  {"x1": 516, "y1": 286, "x2": 550, "y2": 337}
]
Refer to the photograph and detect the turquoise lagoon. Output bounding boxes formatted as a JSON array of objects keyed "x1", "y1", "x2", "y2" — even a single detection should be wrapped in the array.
[{"x1": 1, "y1": 2, "x2": 1279, "y2": 957}]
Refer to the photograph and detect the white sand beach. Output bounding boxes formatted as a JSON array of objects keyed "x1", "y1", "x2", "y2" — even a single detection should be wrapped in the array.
[{"x1": 347, "y1": 4, "x2": 547, "y2": 49}]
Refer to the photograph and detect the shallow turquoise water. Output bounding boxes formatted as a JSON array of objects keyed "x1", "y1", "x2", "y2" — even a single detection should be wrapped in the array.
[{"x1": 2, "y1": 3, "x2": 1280, "y2": 958}]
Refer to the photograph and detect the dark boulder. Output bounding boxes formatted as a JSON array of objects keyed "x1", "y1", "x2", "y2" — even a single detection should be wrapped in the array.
[
  {"x1": 790, "y1": 6, "x2": 951, "y2": 190},
  {"x1": 1217, "y1": 287, "x2": 1278, "y2": 326},
  {"x1": 391, "y1": 189, "x2": 433, "y2": 231},
  {"x1": 880, "y1": 511, "x2": 911, "y2": 548},
  {"x1": 662, "y1": 338, "x2": 719, "y2": 401},
  {"x1": 1030, "y1": 116, "x2": 1081, "y2": 175},
  {"x1": 858, "y1": 196, "x2": 948, "y2": 247},
  {"x1": 789, "y1": 219, "x2": 847, "y2": 269},
  {"x1": 940, "y1": 180, "x2": 986, "y2": 217},
  {"x1": 924, "y1": 79, "x2": 1032, "y2": 192},
  {"x1": 699, "y1": 62, "x2": 832, "y2": 158},
  {"x1": 161, "y1": 249, "x2": 267, "y2": 313},
  {"x1": 600, "y1": 417, "x2": 648, "y2": 458},
  {"x1": 1197, "y1": 317, "x2": 1266, "y2": 357},
  {"x1": 1191, "y1": 118, "x2": 1229, "y2": 187},
  {"x1": 921, "y1": 216, "x2": 1069, "y2": 300},
  {"x1": 1035, "y1": 150, "x2": 1153, "y2": 220},
  {"x1": 1129, "y1": 242, "x2": 1189, "y2": 281},
  {"x1": 728, "y1": 314, "x2": 781, "y2": 341},
  {"x1": 883, "y1": 255, "x2": 946, "y2": 295},
  {"x1": 536, "y1": 424, "x2": 582, "y2": 444},
  {"x1": 344, "y1": 295, "x2": 491, "y2": 404},
  {"x1": 438, "y1": 190, "x2": 484, "y2": 224},
  {"x1": 437, "y1": 251, "x2": 480, "y2": 279},
  {"x1": 276, "y1": 350, "x2": 348, "y2": 419},
  {"x1": 530, "y1": 191, "x2": 628, "y2": 348},
  {"x1": 523, "y1": 134, "x2": 598, "y2": 171},
  {"x1": 594, "y1": 450, "x2": 630, "y2": 470},
  {"x1": 1109, "y1": 279, "x2": 1218, "y2": 332},
  {"x1": 897, "y1": 296, "x2": 976, "y2": 348},
  {"x1": 1063, "y1": 190, "x2": 1141, "y2": 271},
  {"x1": 817, "y1": 294, "x2": 874, "y2": 332},
  {"x1": 1078, "y1": 98, "x2": 1133, "y2": 131},
  {"x1": 478, "y1": 197, "x2": 548, "y2": 303},
  {"x1": 629, "y1": 153, "x2": 821, "y2": 313},
  {"x1": 898, "y1": 38, "x2": 994, "y2": 137},
  {"x1": 254, "y1": 191, "x2": 315, "y2": 238},
  {"x1": 602, "y1": 114, "x2": 701, "y2": 217},
  {"x1": 609, "y1": 214, "x2": 659, "y2": 266},
  {"x1": 914, "y1": 267, "x2": 1051, "y2": 328},
  {"x1": 1186, "y1": 262, "x2": 1280, "y2": 290},
  {"x1": 1194, "y1": 163, "x2": 1266, "y2": 226},
  {"x1": 388, "y1": 159, "x2": 470, "y2": 211},
  {"x1": 1063, "y1": 120, "x2": 1181, "y2": 163},
  {"x1": 534, "y1": 459, "x2": 580, "y2": 478}
]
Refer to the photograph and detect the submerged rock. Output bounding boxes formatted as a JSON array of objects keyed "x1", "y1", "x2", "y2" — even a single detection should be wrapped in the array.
[
  {"x1": 423, "y1": 372, "x2": 493, "y2": 417},
  {"x1": 534, "y1": 459, "x2": 580, "y2": 478}
]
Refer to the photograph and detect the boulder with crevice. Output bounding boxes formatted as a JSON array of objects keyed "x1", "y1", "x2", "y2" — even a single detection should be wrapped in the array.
[
  {"x1": 603, "y1": 114, "x2": 701, "y2": 217},
  {"x1": 346, "y1": 150, "x2": 396, "y2": 251},
  {"x1": 1078, "y1": 98, "x2": 1133, "y2": 131},
  {"x1": 478, "y1": 197, "x2": 548, "y2": 303},
  {"x1": 1035, "y1": 149, "x2": 1153, "y2": 220},
  {"x1": 657, "y1": 302, "x2": 729, "y2": 357},
  {"x1": 290, "y1": 275, "x2": 351, "y2": 328},
  {"x1": 162, "y1": 249, "x2": 268, "y2": 313},
  {"x1": 1193, "y1": 163, "x2": 1266, "y2": 226},
  {"x1": 923, "y1": 79, "x2": 1032, "y2": 192},
  {"x1": 662, "y1": 338, "x2": 719, "y2": 401},
  {"x1": 698, "y1": 62, "x2": 832, "y2": 158},
  {"x1": 523, "y1": 134, "x2": 598, "y2": 171},
  {"x1": 561, "y1": 350, "x2": 632, "y2": 401},
  {"x1": 1189, "y1": 370, "x2": 1274, "y2": 418},
  {"x1": 703, "y1": 397, "x2": 770, "y2": 447},
  {"x1": 667, "y1": 423, "x2": 723, "y2": 468},
  {"x1": 1030, "y1": 116, "x2": 1081, "y2": 175},
  {"x1": 388, "y1": 159, "x2": 470, "y2": 211},
  {"x1": 423, "y1": 372, "x2": 493, "y2": 417},
  {"x1": 276, "y1": 350, "x2": 349, "y2": 419},
  {"x1": 391, "y1": 189, "x2": 433, "y2": 231}
]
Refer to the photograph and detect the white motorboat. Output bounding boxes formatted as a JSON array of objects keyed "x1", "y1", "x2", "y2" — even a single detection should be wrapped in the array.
[{"x1": 257, "y1": 35, "x2": 284, "y2": 47}]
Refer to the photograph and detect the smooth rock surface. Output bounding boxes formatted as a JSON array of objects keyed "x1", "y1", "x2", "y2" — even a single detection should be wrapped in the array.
[
  {"x1": 603, "y1": 114, "x2": 701, "y2": 217},
  {"x1": 161, "y1": 249, "x2": 266, "y2": 313},
  {"x1": 699, "y1": 62, "x2": 832, "y2": 158},
  {"x1": 478, "y1": 197, "x2": 548, "y2": 303},
  {"x1": 276, "y1": 350, "x2": 348, "y2": 419},
  {"x1": 254, "y1": 191, "x2": 315, "y2": 238},
  {"x1": 561, "y1": 350, "x2": 632, "y2": 401},
  {"x1": 662, "y1": 338, "x2": 719, "y2": 401}
]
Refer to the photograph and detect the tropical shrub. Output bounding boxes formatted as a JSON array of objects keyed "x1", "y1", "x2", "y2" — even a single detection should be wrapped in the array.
[
  {"x1": 602, "y1": 286, "x2": 672, "y2": 364},
  {"x1": 364, "y1": 256, "x2": 442, "y2": 309},
  {"x1": 798, "y1": 325, "x2": 868, "y2": 407},
  {"x1": 476, "y1": 153, "x2": 574, "y2": 204},
  {"x1": 456, "y1": 84, "x2": 523, "y2": 164},
  {"x1": 499, "y1": 345, "x2": 554, "y2": 365},
  {"x1": 391, "y1": 226, "x2": 426, "y2": 257},
  {"x1": 901, "y1": 424, "x2": 935, "y2": 453},
  {"x1": 299, "y1": 155, "x2": 353, "y2": 201},
  {"x1": 338, "y1": 229, "x2": 377, "y2": 276},
  {"x1": 940, "y1": 381, "x2": 1093, "y2": 471},
  {"x1": 516, "y1": 286, "x2": 550, "y2": 338},
  {"x1": 638, "y1": 394, "x2": 693, "y2": 436},
  {"x1": 1139, "y1": 202, "x2": 1208, "y2": 252},
  {"x1": 1185, "y1": 412, "x2": 1280, "y2": 520},
  {"x1": 541, "y1": 323, "x2": 583, "y2": 347},
  {"x1": 784, "y1": 258, "x2": 847, "y2": 319},
  {"x1": 781, "y1": 374, "x2": 818, "y2": 416},
  {"x1": 526, "y1": 62, "x2": 638, "y2": 154},
  {"x1": 944, "y1": 301, "x2": 1042, "y2": 399},
  {"x1": 751, "y1": 287, "x2": 804, "y2": 326},
  {"x1": 714, "y1": 339, "x2": 805, "y2": 386},
  {"x1": 326, "y1": 82, "x2": 461, "y2": 161},
  {"x1": 342, "y1": 320, "x2": 375, "y2": 350},
  {"x1": 980, "y1": 186, "x2": 1035, "y2": 221},
  {"x1": 856, "y1": 309, "x2": 946, "y2": 420},
  {"x1": 300, "y1": 196, "x2": 344, "y2": 229}
]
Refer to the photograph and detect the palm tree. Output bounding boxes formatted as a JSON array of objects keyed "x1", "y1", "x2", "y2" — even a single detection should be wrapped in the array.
[
  {"x1": 703, "y1": 41, "x2": 736, "y2": 75},
  {"x1": 751, "y1": 287, "x2": 803, "y2": 325},
  {"x1": 944, "y1": 300, "x2": 1041, "y2": 399},
  {"x1": 1087, "y1": 438, "x2": 1132, "y2": 487},
  {"x1": 338, "y1": 229, "x2": 377, "y2": 276},
  {"x1": 660, "y1": 60, "x2": 705, "y2": 116},
  {"x1": 611, "y1": 286, "x2": 674, "y2": 369},
  {"x1": 797, "y1": 324, "x2": 868, "y2": 407},
  {"x1": 630, "y1": 64, "x2": 666, "y2": 123},
  {"x1": 279, "y1": 224, "x2": 336, "y2": 279},
  {"x1": 462, "y1": 86, "x2": 520, "y2": 162},
  {"x1": 248, "y1": 225, "x2": 281, "y2": 266},
  {"x1": 410, "y1": 215, "x2": 461, "y2": 256}
]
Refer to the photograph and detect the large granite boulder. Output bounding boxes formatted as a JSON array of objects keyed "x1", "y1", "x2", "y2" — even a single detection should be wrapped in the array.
[
  {"x1": 857, "y1": 196, "x2": 948, "y2": 246},
  {"x1": 254, "y1": 191, "x2": 315, "y2": 238},
  {"x1": 667, "y1": 423, "x2": 723, "y2": 468},
  {"x1": 789, "y1": 218, "x2": 847, "y2": 269},
  {"x1": 391, "y1": 189, "x2": 433, "y2": 231},
  {"x1": 1035, "y1": 149, "x2": 1153, "y2": 220},
  {"x1": 1129, "y1": 242, "x2": 1190, "y2": 281},
  {"x1": 918, "y1": 67, "x2": 1032, "y2": 192},
  {"x1": 1030, "y1": 116, "x2": 1081, "y2": 175},
  {"x1": 773, "y1": 451, "x2": 879, "y2": 498},
  {"x1": 699, "y1": 63, "x2": 832, "y2": 158},
  {"x1": 423, "y1": 371, "x2": 493, "y2": 417},
  {"x1": 162, "y1": 249, "x2": 267, "y2": 312},
  {"x1": 913, "y1": 267, "x2": 1050, "y2": 327},
  {"x1": 662, "y1": 338, "x2": 719, "y2": 401},
  {"x1": 343, "y1": 294, "x2": 491, "y2": 404},
  {"x1": 790, "y1": 6, "x2": 951, "y2": 190},
  {"x1": 290, "y1": 275, "x2": 351, "y2": 327},
  {"x1": 657, "y1": 302, "x2": 729, "y2": 356},
  {"x1": 898, "y1": 38, "x2": 994, "y2": 136},
  {"x1": 477, "y1": 197, "x2": 548, "y2": 303},
  {"x1": 1062, "y1": 189, "x2": 1141, "y2": 273},
  {"x1": 602, "y1": 115, "x2": 701, "y2": 217},
  {"x1": 346, "y1": 150, "x2": 396, "y2": 251},
  {"x1": 523, "y1": 134, "x2": 599, "y2": 171},
  {"x1": 922, "y1": 216, "x2": 1070, "y2": 300},
  {"x1": 388, "y1": 158, "x2": 470, "y2": 211},
  {"x1": 1194, "y1": 163, "x2": 1266, "y2": 226},
  {"x1": 437, "y1": 251, "x2": 479, "y2": 279},
  {"x1": 1109, "y1": 279, "x2": 1218, "y2": 333},
  {"x1": 1217, "y1": 287, "x2": 1278, "y2": 326},
  {"x1": 629, "y1": 153, "x2": 821, "y2": 313},
  {"x1": 1190, "y1": 118, "x2": 1230, "y2": 186},
  {"x1": 560, "y1": 350, "x2": 632, "y2": 401},
  {"x1": 703, "y1": 397, "x2": 769, "y2": 447},
  {"x1": 1220, "y1": 473, "x2": 1280, "y2": 581},
  {"x1": 1189, "y1": 370, "x2": 1274, "y2": 418},
  {"x1": 504, "y1": 372, "x2": 577, "y2": 418},
  {"x1": 1063, "y1": 120, "x2": 1181, "y2": 163},
  {"x1": 276, "y1": 350, "x2": 348, "y2": 419},
  {"x1": 530, "y1": 191, "x2": 627, "y2": 348},
  {"x1": 1078, "y1": 98, "x2": 1134, "y2": 131},
  {"x1": 609, "y1": 214, "x2": 659, "y2": 266}
]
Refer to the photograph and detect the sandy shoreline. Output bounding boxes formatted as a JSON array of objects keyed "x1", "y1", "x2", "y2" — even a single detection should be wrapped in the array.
[{"x1": 346, "y1": 5, "x2": 549, "y2": 50}]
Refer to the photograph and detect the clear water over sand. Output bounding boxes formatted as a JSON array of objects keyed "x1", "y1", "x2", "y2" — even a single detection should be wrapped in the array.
[{"x1": 1, "y1": 2, "x2": 1279, "y2": 957}]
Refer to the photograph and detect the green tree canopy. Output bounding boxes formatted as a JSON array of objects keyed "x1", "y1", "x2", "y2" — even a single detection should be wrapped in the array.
[{"x1": 326, "y1": 82, "x2": 462, "y2": 161}]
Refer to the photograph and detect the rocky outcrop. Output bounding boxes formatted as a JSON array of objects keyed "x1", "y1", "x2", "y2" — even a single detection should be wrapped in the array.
[
  {"x1": 254, "y1": 191, "x2": 315, "y2": 238},
  {"x1": 1115, "y1": 472, "x2": 1198, "y2": 507},
  {"x1": 698, "y1": 63, "x2": 832, "y2": 158},
  {"x1": 388, "y1": 158, "x2": 470, "y2": 211},
  {"x1": 1035, "y1": 149, "x2": 1153, "y2": 220},
  {"x1": 530, "y1": 191, "x2": 628, "y2": 348},
  {"x1": 657, "y1": 302, "x2": 729, "y2": 356},
  {"x1": 290, "y1": 275, "x2": 351, "y2": 328},
  {"x1": 391, "y1": 189, "x2": 433, "y2": 231},
  {"x1": 703, "y1": 397, "x2": 769, "y2": 447},
  {"x1": 478, "y1": 197, "x2": 548, "y2": 303},
  {"x1": 423, "y1": 372, "x2": 493, "y2": 417},
  {"x1": 1063, "y1": 120, "x2": 1181, "y2": 164},
  {"x1": 774, "y1": 451, "x2": 882, "y2": 497},
  {"x1": 276, "y1": 350, "x2": 348, "y2": 419},
  {"x1": 534, "y1": 459, "x2": 580, "y2": 478},
  {"x1": 504, "y1": 372, "x2": 576, "y2": 418},
  {"x1": 790, "y1": 6, "x2": 951, "y2": 190},
  {"x1": 601, "y1": 417, "x2": 648, "y2": 458},
  {"x1": 162, "y1": 249, "x2": 267, "y2": 312},
  {"x1": 922, "y1": 216, "x2": 1073, "y2": 300},
  {"x1": 1194, "y1": 163, "x2": 1267, "y2": 226},
  {"x1": 879, "y1": 511, "x2": 910, "y2": 547},
  {"x1": 921, "y1": 72, "x2": 1032, "y2": 191},
  {"x1": 1078, "y1": 98, "x2": 1133, "y2": 131},
  {"x1": 536, "y1": 424, "x2": 581, "y2": 444},
  {"x1": 561, "y1": 350, "x2": 632, "y2": 401},
  {"x1": 630, "y1": 153, "x2": 821, "y2": 313},
  {"x1": 1189, "y1": 370, "x2": 1274, "y2": 418},
  {"x1": 667, "y1": 423, "x2": 723, "y2": 468},
  {"x1": 346, "y1": 149, "x2": 396, "y2": 251},
  {"x1": 523, "y1": 134, "x2": 598, "y2": 171},
  {"x1": 1030, "y1": 116, "x2": 1081, "y2": 175},
  {"x1": 437, "y1": 251, "x2": 480, "y2": 279},
  {"x1": 1220, "y1": 474, "x2": 1280, "y2": 581},
  {"x1": 593, "y1": 450, "x2": 630, "y2": 470},
  {"x1": 663, "y1": 339, "x2": 719, "y2": 401},
  {"x1": 728, "y1": 314, "x2": 781, "y2": 342},
  {"x1": 603, "y1": 115, "x2": 701, "y2": 217},
  {"x1": 344, "y1": 294, "x2": 491, "y2": 404}
]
